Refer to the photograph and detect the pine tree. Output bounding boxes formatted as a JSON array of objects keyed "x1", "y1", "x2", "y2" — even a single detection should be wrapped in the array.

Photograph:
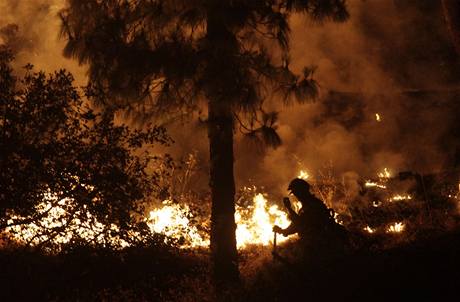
[{"x1": 59, "y1": 0, "x2": 348, "y2": 284}]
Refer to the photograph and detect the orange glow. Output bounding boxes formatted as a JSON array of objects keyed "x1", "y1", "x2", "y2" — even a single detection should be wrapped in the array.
[
  {"x1": 7, "y1": 190, "x2": 297, "y2": 250},
  {"x1": 147, "y1": 200, "x2": 209, "y2": 248},
  {"x1": 148, "y1": 193, "x2": 296, "y2": 249},
  {"x1": 365, "y1": 180, "x2": 387, "y2": 189},
  {"x1": 235, "y1": 193, "x2": 293, "y2": 248},
  {"x1": 390, "y1": 194, "x2": 412, "y2": 201},
  {"x1": 387, "y1": 222, "x2": 405, "y2": 233},
  {"x1": 297, "y1": 170, "x2": 310, "y2": 180},
  {"x1": 378, "y1": 168, "x2": 391, "y2": 179},
  {"x1": 364, "y1": 226, "x2": 375, "y2": 233},
  {"x1": 5, "y1": 189, "x2": 130, "y2": 248}
]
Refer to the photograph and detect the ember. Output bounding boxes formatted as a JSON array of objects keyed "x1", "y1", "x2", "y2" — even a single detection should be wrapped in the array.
[
  {"x1": 364, "y1": 226, "x2": 375, "y2": 233},
  {"x1": 365, "y1": 181, "x2": 387, "y2": 189},
  {"x1": 387, "y1": 222, "x2": 405, "y2": 233},
  {"x1": 378, "y1": 168, "x2": 391, "y2": 179},
  {"x1": 390, "y1": 194, "x2": 412, "y2": 201}
]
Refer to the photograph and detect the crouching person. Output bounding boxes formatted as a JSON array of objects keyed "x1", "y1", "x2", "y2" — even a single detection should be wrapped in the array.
[{"x1": 273, "y1": 178, "x2": 349, "y2": 266}]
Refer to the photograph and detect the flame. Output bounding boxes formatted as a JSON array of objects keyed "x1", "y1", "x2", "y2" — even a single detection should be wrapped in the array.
[
  {"x1": 387, "y1": 222, "x2": 405, "y2": 233},
  {"x1": 297, "y1": 170, "x2": 310, "y2": 180},
  {"x1": 333, "y1": 212, "x2": 343, "y2": 225},
  {"x1": 364, "y1": 226, "x2": 375, "y2": 233},
  {"x1": 378, "y1": 168, "x2": 391, "y2": 179},
  {"x1": 147, "y1": 201, "x2": 209, "y2": 248},
  {"x1": 6, "y1": 189, "x2": 296, "y2": 250},
  {"x1": 147, "y1": 193, "x2": 294, "y2": 249},
  {"x1": 5, "y1": 190, "x2": 129, "y2": 248},
  {"x1": 235, "y1": 194, "x2": 293, "y2": 248},
  {"x1": 365, "y1": 181, "x2": 387, "y2": 189},
  {"x1": 390, "y1": 194, "x2": 412, "y2": 201},
  {"x1": 375, "y1": 113, "x2": 381, "y2": 122}
]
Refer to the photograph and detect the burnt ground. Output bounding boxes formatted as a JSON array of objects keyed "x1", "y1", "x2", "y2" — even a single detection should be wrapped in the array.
[
  {"x1": 1, "y1": 231, "x2": 460, "y2": 301},
  {"x1": 243, "y1": 231, "x2": 460, "y2": 302}
]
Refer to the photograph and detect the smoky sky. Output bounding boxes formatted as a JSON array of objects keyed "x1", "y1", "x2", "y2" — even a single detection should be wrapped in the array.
[
  {"x1": 2, "y1": 0, "x2": 460, "y2": 197},
  {"x1": 253, "y1": 0, "x2": 460, "y2": 195},
  {"x1": 0, "y1": 0, "x2": 86, "y2": 84}
]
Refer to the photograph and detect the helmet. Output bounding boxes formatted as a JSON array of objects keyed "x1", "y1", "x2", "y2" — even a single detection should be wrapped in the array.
[{"x1": 288, "y1": 178, "x2": 311, "y2": 195}]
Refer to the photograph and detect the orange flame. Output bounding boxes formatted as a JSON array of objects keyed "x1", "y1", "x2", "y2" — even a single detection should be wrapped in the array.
[
  {"x1": 297, "y1": 170, "x2": 310, "y2": 180},
  {"x1": 5, "y1": 190, "x2": 129, "y2": 248},
  {"x1": 390, "y1": 194, "x2": 412, "y2": 201},
  {"x1": 378, "y1": 168, "x2": 391, "y2": 179},
  {"x1": 6, "y1": 190, "x2": 296, "y2": 250},
  {"x1": 235, "y1": 194, "x2": 293, "y2": 248},
  {"x1": 387, "y1": 222, "x2": 405, "y2": 233},
  {"x1": 147, "y1": 201, "x2": 209, "y2": 248},
  {"x1": 147, "y1": 193, "x2": 295, "y2": 249}
]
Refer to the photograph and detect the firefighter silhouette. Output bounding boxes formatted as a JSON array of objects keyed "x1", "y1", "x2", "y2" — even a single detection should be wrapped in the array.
[{"x1": 273, "y1": 178, "x2": 349, "y2": 263}]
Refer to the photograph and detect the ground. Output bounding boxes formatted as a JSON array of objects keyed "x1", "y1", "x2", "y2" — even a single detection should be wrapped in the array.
[{"x1": 1, "y1": 229, "x2": 460, "y2": 301}]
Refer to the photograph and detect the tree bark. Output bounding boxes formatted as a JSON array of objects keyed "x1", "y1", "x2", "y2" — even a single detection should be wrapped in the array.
[
  {"x1": 442, "y1": 0, "x2": 460, "y2": 54},
  {"x1": 205, "y1": 1, "x2": 240, "y2": 286},
  {"x1": 208, "y1": 99, "x2": 239, "y2": 285}
]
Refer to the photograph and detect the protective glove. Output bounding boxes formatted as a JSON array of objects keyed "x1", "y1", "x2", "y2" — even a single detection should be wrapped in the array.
[{"x1": 273, "y1": 225, "x2": 284, "y2": 234}]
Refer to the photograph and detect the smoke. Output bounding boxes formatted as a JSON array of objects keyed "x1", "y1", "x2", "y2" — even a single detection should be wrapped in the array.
[
  {"x1": 233, "y1": 0, "x2": 460, "y2": 196},
  {"x1": 2, "y1": 0, "x2": 459, "y2": 197},
  {"x1": 0, "y1": 0, "x2": 86, "y2": 84}
]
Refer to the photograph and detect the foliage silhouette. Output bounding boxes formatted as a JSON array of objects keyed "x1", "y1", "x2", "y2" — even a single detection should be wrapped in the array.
[{"x1": 0, "y1": 46, "x2": 173, "y2": 250}]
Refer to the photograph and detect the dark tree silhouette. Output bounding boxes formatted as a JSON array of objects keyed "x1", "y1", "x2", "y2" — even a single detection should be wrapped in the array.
[
  {"x1": 59, "y1": 0, "x2": 348, "y2": 284},
  {"x1": 443, "y1": 0, "x2": 460, "y2": 54},
  {"x1": 442, "y1": 0, "x2": 460, "y2": 167},
  {"x1": 0, "y1": 46, "x2": 172, "y2": 249}
]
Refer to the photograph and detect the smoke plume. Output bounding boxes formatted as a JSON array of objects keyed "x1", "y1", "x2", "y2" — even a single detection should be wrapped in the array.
[
  {"x1": 3, "y1": 0, "x2": 460, "y2": 197},
  {"x1": 0, "y1": 0, "x2": 86, "y2": 84}
]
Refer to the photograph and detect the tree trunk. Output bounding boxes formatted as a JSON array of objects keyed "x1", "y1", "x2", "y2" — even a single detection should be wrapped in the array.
[
  {"x1": 205, "y1": 1, "x2": 240, "y2": 286},
  {"x1": 208, "y1": 99, "x2": 239, "y2": 285},
  {"x1": 442, "y1": 0, "x2": 460, "y2": 54}
]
